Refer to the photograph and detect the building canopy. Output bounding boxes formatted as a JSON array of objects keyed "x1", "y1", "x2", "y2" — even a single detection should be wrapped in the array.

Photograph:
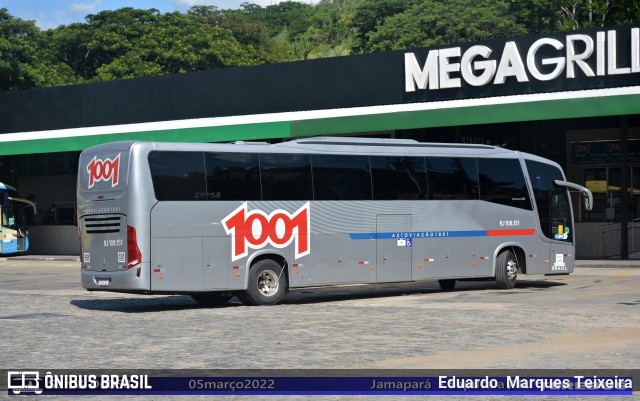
[{"x1": 1, "y1": 25, "x2": 639, "y2": 156}]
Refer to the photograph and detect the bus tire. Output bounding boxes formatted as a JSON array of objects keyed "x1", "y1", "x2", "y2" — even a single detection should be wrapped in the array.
[
  {"x1": 242, "y1": 259, "x2": 286, "y2": 306},
  {"x1": 496, "y1": 249, "x2": 518, "y2": 289},
  {"x1": 438, "y1": 279, "x2": 456, "y2": 290},
  {"x1": 191, "y1": 292, "x2": 231, "y2": 306},
  {"x1": 236, "y1": 292, "x2": 251, "y2": 305}
]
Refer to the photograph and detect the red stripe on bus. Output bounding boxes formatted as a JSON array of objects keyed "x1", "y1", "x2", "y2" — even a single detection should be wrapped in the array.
[{"x1": 486, "y1": 229, "x2": 536, "y2": 236}]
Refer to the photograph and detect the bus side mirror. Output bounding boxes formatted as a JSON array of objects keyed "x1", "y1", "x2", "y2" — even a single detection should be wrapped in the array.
[{"x1": 553, "y1": 180, "x2": 593, "y2": 211}]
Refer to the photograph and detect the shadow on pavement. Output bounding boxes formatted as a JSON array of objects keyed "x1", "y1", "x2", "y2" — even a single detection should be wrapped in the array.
[{"x1": 70, "y1": 279, "x2": 565, "y2": 313}]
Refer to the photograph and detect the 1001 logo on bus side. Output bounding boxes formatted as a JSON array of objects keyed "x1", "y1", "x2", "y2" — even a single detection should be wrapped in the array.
[{"x1": 221, "y1": 203, "x2": 310, "y2": 261}]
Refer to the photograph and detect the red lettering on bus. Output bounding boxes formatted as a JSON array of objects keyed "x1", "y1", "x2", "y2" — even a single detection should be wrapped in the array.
[
  {"x1": 87, "y1": 154, "x2": 121, "y2": 189},
  {"x1": 221, "y1": 203, "x2": 310, "y2": 261}
]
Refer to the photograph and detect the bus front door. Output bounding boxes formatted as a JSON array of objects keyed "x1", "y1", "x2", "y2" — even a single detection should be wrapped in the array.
[
  {"x1": 549, "y1": 188, "x2": 575, "y2": 273},
  {"x1": 376, "y1": 215, "x2": 412, "y2": 283}
]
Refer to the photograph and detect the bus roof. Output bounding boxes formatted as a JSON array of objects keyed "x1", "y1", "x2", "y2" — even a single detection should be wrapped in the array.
[
  {"x1": 273, "y1": 137, "x2": 516, "y2": 156},
  {"x1": 88, "y1": 137, "x2": 518, "y2": 158}
]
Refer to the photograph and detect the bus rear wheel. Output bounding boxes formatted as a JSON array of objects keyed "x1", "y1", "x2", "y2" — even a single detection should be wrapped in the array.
[
  {"x1": 496, "y1": 249, "x2": 518, "y2": 289},
  {"x1": 241, "y1": 259, "x2": 286, "y2": 306},
  {"x1": 191, "y1": 292, "x2": 232, "y2": 306}
]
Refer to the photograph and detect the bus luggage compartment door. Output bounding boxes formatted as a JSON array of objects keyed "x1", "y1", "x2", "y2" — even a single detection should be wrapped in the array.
[
  {"x1": 376, "y1": 215, "x2": 412, "y2": 283},
  {"x1": 203, "y1": 237, "x2": 229, "y2": 290},
  {"x1": 152, "y1": 237, "x2": 203, "y2": 291}
]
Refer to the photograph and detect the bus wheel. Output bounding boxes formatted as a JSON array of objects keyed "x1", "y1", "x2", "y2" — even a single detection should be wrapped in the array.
[
  {"x1": 496, "y1": 249, "x2": 518, "y2": 289},
  {"x1": 191, "y1": 292, "x2": 231, "y2": 306},
  {"x1": 438, "y1": 279, "x2": 456, "y2": 290},
  {"x1": 242, "y1": 259, "x2": 286, "y2": 306}
]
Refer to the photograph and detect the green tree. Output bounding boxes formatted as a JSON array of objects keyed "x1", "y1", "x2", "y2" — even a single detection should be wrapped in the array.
[
  {"x1": 227, "y1": 1, "x2": 320, "y2": 62},
  {"x1": 301, "y1": 0, "x2": 362, "y2": 59},
  {"x1": 260, "y1": 1, "x2": 316, "y2": 39},
  {"x1": 187, "y1": 5, "x2": 286, "y2": 63},
  {"x1": 351, "y1": 0, "x2": 416, "y2": 52},
  {"x1": 0, "y1": 8, "x2": 78, "y2": 91},
  {"x1": 94, "y1": 11, "x2": 255, "y2": 81},
  {"x1": 0, "y1": 9, "x2": 44, "y2": 90},
  {"x1": 511, "y1": 0, "x2": 564, "y2": 33},
  {"x1": 556, "y1": 0, "x2": 639, "y2": 30},
  {"x1": 364, "y1": 0, "x2": 527, "y2": 52},
  {"x1": 93, "y1": 53, "x2": 162, "y2": 81},
  {"x1": 49, "y1": 8, "x2": 160, "y2": 80},
  {"x1": 47, "y1": 8, "x2": 257, "y2": 82},
  {"x1": 189, "y1": 5, "x2": 265, "y2": 48}
]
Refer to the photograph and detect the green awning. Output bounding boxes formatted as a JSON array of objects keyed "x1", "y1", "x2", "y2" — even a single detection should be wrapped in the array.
[{"x1": 1, "y1": 87, "x2": 638, "y2": 156}]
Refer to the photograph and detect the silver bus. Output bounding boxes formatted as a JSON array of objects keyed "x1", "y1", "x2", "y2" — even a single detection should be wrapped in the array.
[{"x1": 77, "y1": 137, "x2": 592, "y2": 306}]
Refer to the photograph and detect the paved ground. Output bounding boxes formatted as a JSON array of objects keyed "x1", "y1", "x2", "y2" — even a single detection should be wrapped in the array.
[{"x1": 0, "y1": 257, "x2": 638, "y2": 400}]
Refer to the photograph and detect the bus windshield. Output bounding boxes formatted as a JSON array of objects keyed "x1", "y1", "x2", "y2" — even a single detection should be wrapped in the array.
[
  {"x1": 1, "y1": 183, "x2": 37, "y2": 255},
  {"x1": 2, "y1": 203, "x2": 27, "y2": 231}
]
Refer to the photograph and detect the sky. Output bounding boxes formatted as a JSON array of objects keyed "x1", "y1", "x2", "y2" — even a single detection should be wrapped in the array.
[{"x1": 2, "y1": 0, "x2": 311, "y2": 30}]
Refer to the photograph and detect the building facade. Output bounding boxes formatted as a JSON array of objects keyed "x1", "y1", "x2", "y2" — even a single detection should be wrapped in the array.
[{"x1": 1, "y1": 25, "x2": 639, "y2": 257}]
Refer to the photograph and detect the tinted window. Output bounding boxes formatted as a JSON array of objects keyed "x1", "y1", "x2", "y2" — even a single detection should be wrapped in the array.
[
  {"x1": 260, "y1": 154, "x2": 312, "y2": 200},
  {"x1": 371, "y1": 156, "x2": 427, "y2": 200},
  {"x1": 205, "y1": 153, "x2": 261, "y2": 201},
  {"x1": 312, "y1": 155, "x2": 372, "y2": 200},
  {"x1": 148, "y1": 151, "x2": 206, "y2": 200},
  {"x1": 549, "y1": 188, "x2": 573, "y2": 242},
  {"x1": 526, "y1": 160, "x2": 572, "y2": 241},
  {"x1": 426, "y1": 157, "x2": 478, "y2": 200},
  {"x1": 478, "y1": 158, "x2": 532, "y2": 210}
]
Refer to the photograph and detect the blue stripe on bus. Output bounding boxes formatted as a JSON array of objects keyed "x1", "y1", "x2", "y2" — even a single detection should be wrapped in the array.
[
  {"x1": 349, "y1": 231, "x2": 486, "y2": 240},
  {"x1": 349, "y1": 229, "x2": 535, "y2": 240}
]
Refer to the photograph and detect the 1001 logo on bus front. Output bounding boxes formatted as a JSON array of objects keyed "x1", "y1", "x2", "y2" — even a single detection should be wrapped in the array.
[
  {"x1": 87, "y1": 154, "x2": 121, "y2": 189},
  {"x1": 221, "y1": 203, "x2": 310, "y2": 261}
]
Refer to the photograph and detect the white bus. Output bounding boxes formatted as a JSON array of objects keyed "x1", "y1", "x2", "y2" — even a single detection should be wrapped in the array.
[{"x1": 77, "y1": 137, "x2": 592, "y2": 305}]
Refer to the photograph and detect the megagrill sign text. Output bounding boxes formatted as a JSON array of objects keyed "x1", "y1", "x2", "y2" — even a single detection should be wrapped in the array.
[{"x1": 404, "y1": 26, "x2": 639, "y2": 96}]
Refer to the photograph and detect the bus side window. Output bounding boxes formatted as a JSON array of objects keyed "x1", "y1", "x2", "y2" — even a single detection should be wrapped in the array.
[
  {"x1": 478, "y1": 158, "x2": 532, "y2": 210},
  {"x1": 311, "y1": 155, "x2": 372, "y2": 200},
  {"x1": 260, "y1": 154, "x2": 313, "y2": 201},
  {"x1": 426, "y1": 157, "x2": 478, "y2": 200},
  {"x1": 205, "y1": 153, "x2": 261, "y2": 201},
  {"x1": 371, "y1": 156, "x2": 427, "y2": 200},
  {"x1": 148, "y1": 151, "x2": 206, "y2": 201}
]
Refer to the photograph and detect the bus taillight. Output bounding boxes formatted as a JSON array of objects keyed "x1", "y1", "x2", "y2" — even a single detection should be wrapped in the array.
[{"x1": 127, "y1": 225, "x2": 142, "y2": 269}]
